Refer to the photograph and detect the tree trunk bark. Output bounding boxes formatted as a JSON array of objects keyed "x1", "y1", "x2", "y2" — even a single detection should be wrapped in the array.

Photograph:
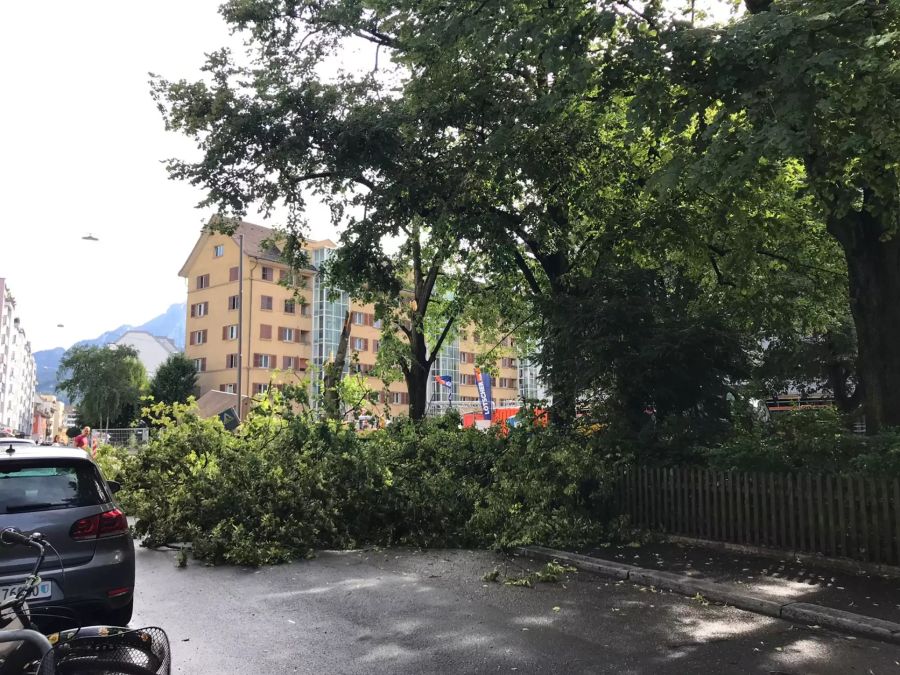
[
  {"x1": 542, "y1": 284, "x2": 578, "y2": 427},
  {"x1": 323, "y1": 311, "x2": 352, "y2": 421},
  {"x1": 406, "y1": 330, "x2": 430, "y2": 421},
  {"x1": 831, "y1": 215, "x2": 900, "y2": 433}
]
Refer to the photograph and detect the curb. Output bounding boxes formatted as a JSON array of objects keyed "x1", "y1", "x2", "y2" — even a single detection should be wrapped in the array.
[{"x1": 516, "y1": 545, "x2": 900, "y2": 645}]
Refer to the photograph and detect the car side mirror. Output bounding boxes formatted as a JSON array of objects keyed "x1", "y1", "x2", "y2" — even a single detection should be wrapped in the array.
[{"x1": 107, "y1": 480, "x2": 122, "y2": 494}]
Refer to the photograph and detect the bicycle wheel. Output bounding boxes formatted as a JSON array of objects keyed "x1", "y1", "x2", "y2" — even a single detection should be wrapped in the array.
[{"x1": 55, "y1": 657, "x2": 159, "y2": 675}]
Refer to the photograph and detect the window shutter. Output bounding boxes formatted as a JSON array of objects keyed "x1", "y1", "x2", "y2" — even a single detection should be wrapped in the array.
[
  {"x1": 363, "y1": 338, "x2": 369, "y2": 351},
  {"x1": 270, "y1": 354, "x2": 277, "y2": 369},
  {"x1": 222, "y1": 326, "x2": 228, "y2": 340},
  {"x1": 189, "y1": 332, "x2": 195, "y2": 346},
  {"x1": 190, "y1": 304, "x2": 196, "y2": 318}
]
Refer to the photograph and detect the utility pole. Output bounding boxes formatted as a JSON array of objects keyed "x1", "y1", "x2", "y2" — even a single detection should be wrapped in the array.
[{"x1": 236, "y1": 234, "x2": 244, "y2": 421}]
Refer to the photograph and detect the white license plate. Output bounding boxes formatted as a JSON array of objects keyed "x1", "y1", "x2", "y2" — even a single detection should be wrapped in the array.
[{"x1": 0, "y1": 581, "x2": 52, "y2": 602}]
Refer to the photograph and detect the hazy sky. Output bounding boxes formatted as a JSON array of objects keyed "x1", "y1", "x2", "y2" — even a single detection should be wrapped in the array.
[
  {"x1": 1, "y1": 1, "x2": 734, "y2": 352},
  {"x1": 0, "y1": 1, "x2": 341, "y2": 351}
]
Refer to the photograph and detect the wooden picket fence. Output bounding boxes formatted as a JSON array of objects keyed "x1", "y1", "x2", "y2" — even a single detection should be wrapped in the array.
[{"x1": 615, "y1": 467, "x2": 900, "y2": 566}]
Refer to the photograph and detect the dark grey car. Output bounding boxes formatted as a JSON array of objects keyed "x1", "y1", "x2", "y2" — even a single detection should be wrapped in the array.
[{"x1": 0, "y1": 443, "x2": 135, "y2": 626}]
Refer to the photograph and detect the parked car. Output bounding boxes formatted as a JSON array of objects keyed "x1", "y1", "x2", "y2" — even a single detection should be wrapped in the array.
[
  {"x1": 0, "y1": 437, "x2": 36, "y2": 449},
  {"x1": 0, "y1": 444, "x2": 135, "y2": 626}
]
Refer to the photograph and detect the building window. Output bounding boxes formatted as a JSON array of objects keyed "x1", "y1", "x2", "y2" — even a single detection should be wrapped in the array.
[
  {"x1": 299, "y1": 303, "x2": 309, "y2": 316},
  {"x1": 196, "y1": 274, "x2": 209, "y2": 290},
  {"x1": 190, "y1": 330, "x2": 208, "y2": 346},
  {"x1": 459, "y1": 351, "x2": 470, "y2": 364},
  {"x1": 260, "y1": 324, "x2": 272, "y2": 340},
  {"x1": 352, "y1": 337, "x2": 368, "y2": 351},
  {"x1": 261, "y1": 267, "x2": 274, "y2": 282},
  {"x1": 226, "y1": 353, "x2": 239, "y2": 369},
  {"x1": 260, "y1": 296, "x2": 273, "y2": 311},
  {"x1": 284, "y1": 299, "x2": 295, "y2": 314},
  {"x1": 374, "y1": 318, "x2": 382, "y2": 329},
  {"x1": 252, "y1": 383, "x2": 267, "y2": 395},
  {"x1": 192, "y1": 358, "x2": 207, "y2": 372},
  {"x1": 219, "y1": 383, "x2": 237, "y2": 393},
  {"x1": 229, "y1": 266, "x2": 239, "y2": 282},
  {"x1": 279, "y1": 327, "x2": 295, "y2": 342},
  {"x1": 228, "y1": 295, "x2": 240, "y2": 311},
  {"x1": 372, "y1": 340, "x2": 380, "y2": 353},
  {"x1": 190, "y1": 302, "x2": 209, "y2": 318},
  {"x1": 501, "y1": 357, "x2": 517, "y2": 368},
  {"x1": 391, "y1": 391, "x2": 409, "y2": 405},
  {"x1": 498, "y1": 377, "x2": 517, "y2": 389},
  {"x1": 352, "y1": 311, "x2": 367, "y2": 325},
  {"x1": 283, "y1": 356, "x2": 301, "y2": 370},
  {"x1": 223, "y1": 325, "x2": 239, "y2": 341},
  {"x1": 253, "y1": 353, "x2": 274, "y2": 369},
  {"x1": 214, "y1": 245, "x2": 224, "y2": 257}
]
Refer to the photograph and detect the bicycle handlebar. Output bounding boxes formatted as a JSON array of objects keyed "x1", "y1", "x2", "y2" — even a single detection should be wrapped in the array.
[{"x1": 0, "y1": 528, "x2": 42, "y2": 549}]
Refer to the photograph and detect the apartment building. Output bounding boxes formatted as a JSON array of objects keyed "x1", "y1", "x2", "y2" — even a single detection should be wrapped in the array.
[
  {"x1": 112, "y1": 330, "x2": 180, "y2": 378},
  {"x1": 0, "y1": 279, "x2": 37, "y2": 435},
  {"x1": 180, "y1": 220, "x2": 540, "y2": 419}
]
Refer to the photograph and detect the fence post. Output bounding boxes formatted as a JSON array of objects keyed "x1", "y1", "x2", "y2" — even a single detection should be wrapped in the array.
[
  {"x1": 847, "y1": 476, "x2": 858, "y2": 559},
  {"x1": 806, "y1": 473, "x2": 816, "y2": 554},
  {"x1": 880, "y1": 477, "x2": 891, "y2": 565},
  {"x1": 893, "y1": 478, "x2": 900, "y2": 565},
  {"x1": 859, "y1": 477, "x2": 870, "y2": 562},
  {"x1": 868, "y1": 477, "x2": 880, "y2": 564},
  {"x1": 826, "y1": 474, "x2": 836, "y2": 558}
]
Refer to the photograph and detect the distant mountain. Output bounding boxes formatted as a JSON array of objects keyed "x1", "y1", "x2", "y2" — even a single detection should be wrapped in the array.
[{"x1": 34, "y1": 303, "x2": 186, "y2": 399}]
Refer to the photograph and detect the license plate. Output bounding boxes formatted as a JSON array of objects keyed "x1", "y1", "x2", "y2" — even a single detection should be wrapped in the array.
[{"x1": 0, "y1": 581, "x2": 52, "y2": 602}]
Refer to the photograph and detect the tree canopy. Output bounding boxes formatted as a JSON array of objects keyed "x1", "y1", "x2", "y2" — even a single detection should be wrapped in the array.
[
  {"x1": 149, "y1": 353, "x2": 199, "y2": 406},
  {"x1": 57, "y1": 345, "x2": 147, "y2": 429},
  {"x1": 153, "y1": 0, "x2": 899, "y2": 438}
]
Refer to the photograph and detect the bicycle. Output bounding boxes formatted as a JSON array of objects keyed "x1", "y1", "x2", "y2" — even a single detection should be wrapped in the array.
[{"x1": 0, "y1": 528, "x2": 170, "y2": 675}]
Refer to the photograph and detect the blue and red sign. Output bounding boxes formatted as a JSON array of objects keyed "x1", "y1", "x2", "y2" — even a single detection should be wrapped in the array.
[{"x1": 474, "y1": 367, "x2": 493, "y2": 421}]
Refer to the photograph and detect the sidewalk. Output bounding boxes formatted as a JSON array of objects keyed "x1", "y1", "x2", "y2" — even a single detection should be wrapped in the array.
[{"x1": 580, "y1": 540, "x2": 900, "y2": 625}]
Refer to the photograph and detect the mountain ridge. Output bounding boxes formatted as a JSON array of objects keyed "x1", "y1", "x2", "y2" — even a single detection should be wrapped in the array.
[{"x1": 35, "y1": 303, "x2": 186, "y2": 399}]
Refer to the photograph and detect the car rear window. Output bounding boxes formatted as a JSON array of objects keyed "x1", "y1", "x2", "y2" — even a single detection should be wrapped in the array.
[{"x1": 0, "y1": 459, "x2": 109, "y2": 514}]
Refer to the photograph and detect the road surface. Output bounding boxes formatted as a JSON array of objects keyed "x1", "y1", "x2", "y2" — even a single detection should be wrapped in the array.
[{"x1": 131, "y1": 546, "x2": 900, "y2": 673}]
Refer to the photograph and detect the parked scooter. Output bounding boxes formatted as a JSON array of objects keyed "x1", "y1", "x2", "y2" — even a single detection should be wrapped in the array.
[{"x1": 0, "y1": 528, "x2": 170, "y2": 675}]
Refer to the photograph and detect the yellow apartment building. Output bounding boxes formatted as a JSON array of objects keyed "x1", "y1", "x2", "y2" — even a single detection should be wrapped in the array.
[{"x1": 180, "y1": 220, "x2": 540, "y2": 420}]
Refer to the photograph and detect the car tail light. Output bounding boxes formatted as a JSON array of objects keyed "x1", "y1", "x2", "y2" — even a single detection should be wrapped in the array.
[
  {"x1": 107, "y1": 587, "x2": 131, "y2": 598},
  {"x1": 70, "y1": 508, "x2": 128, "y2": 540},
  {"x1": 70, "y1": 515, "x2": 100, "y2": 540},
  {"x1": 98, "y1": 508, "x2": 127, "y2": 538}
]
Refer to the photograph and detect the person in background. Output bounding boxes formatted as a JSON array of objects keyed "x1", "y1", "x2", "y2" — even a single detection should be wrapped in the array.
[{"x1": 73, "y1": 426, "x2": 91, "y2": 450}]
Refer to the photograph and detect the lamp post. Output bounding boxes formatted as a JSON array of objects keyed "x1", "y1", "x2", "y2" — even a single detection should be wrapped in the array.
[{"x1": 236, "y1": 234, "x2": 244, "y2": 421}]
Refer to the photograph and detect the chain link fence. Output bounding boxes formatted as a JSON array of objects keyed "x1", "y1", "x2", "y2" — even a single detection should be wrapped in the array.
[{"x1": 92, "y1": 428, "x2": 150, "y2": 449}]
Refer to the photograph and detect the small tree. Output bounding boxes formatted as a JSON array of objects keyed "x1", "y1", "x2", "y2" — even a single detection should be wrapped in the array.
[
  {"x1": 57, "y1": 345, "x2": 147, "y2": 430},
  {"x1": 150, "y1": 353, "x2": 199, "y2": 405}
]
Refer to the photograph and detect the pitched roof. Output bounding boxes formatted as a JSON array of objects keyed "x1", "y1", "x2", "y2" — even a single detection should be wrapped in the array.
[
  {"x1": 230, "y1": 221, "x2": 282, "y2": 263},
  {"x1": 179, "y1": 217, "x2": 337, "y2": 277},
  {"x1": 195, "y1": 389, "x2": 249, "y2": 419}
]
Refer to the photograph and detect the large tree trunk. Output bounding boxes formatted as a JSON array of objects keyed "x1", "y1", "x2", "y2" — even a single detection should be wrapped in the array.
[
  {"x1": 323, "y1": 311, "x2": 352, "y2": 420},
  {"x1": 831, "y1": 214, "x2": 900, "y2": 433},
  {"x1": 406, "y1": 330, "x2": 430, "y2": 421},
  {"x1": 542, "y1": 284, "x2": 579, "y2": 427}
]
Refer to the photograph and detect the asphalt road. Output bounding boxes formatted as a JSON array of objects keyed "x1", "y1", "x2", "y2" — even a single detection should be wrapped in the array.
[{"x1": 131, "y1": 546, "x2": 900, "y2": 674}]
